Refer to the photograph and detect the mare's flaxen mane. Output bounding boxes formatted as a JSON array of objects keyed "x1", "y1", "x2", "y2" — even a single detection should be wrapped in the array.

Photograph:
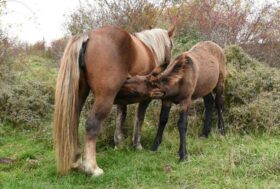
[{"x1": 135, "y1": 29, "x2": 171, "y2": 65}]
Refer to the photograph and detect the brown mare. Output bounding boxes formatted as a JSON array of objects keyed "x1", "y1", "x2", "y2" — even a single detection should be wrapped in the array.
[
  {"x1": 54, "y1": 25, "x2": 175, "y2": 176},
  {"x1": 119, "y1": 41, "x2": 227, "y2": 161}
]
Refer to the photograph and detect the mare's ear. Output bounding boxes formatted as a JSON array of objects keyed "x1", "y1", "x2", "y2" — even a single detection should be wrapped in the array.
[{"x1": 168, "y1": 25, "x2": 176, "y2": 38}]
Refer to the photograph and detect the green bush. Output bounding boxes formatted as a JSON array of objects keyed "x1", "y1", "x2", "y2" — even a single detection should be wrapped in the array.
[
  {"x1": 0, "y1": 55, "x2": 55, "y2": 128},
  {"x1": 223, "y1": 45, "x2": 279, "y2": 133},
  {"x1": 0, "y1": 80, "x2": 54, "y2": 128},
  {"x1": 227, "y1": 92, "x2": 280, "y2": 134}
]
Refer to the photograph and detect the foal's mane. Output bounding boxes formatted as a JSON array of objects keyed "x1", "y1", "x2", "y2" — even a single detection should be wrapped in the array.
[
  {"x1": 135, "y1": 28, "x2": 171, "y2": 65},
  {"x1": 159, "y1": 56, "x2": 193, "y2": 86}
]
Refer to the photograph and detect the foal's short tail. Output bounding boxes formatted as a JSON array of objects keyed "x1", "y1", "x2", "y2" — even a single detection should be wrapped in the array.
[{"x1": 54, "y1": 34, "x2": 89, "y2": 175}]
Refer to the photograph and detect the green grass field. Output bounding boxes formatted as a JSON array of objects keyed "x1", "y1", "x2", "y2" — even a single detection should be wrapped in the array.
[
  {"x1": 1, "y1": 121, "x2": 279, "y2": 189},
  {"x1": 1, "y1": 49, "x2": 279, "y2": 189}
]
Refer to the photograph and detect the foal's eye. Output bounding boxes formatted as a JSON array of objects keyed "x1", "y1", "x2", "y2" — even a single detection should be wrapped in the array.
[{"x1": 161, "y1": 77, "x2": 169, "y2": 85}]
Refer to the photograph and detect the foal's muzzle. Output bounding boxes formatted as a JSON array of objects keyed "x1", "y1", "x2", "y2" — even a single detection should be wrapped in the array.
[{"x1": 149, "y1": 90, "x2": 165, "y2": 98}]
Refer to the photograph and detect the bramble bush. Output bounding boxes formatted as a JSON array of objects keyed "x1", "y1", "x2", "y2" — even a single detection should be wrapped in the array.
[
  {"x1": 0, "y1": 54, "x2": 55, "y2": 128},
  {"x1": 224, "y1": 45, "x2": 280, "y2": 133}
]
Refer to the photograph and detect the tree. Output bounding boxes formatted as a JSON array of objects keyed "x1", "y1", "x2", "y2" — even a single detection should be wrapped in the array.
[{"x1": 64, "y1": 0, "x2": 173, "y2": 35}]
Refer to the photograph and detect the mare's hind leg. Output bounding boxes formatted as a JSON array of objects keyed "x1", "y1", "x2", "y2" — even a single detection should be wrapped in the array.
[
  {"x1": 114, "y1": 105, "x2": 127, "y2": 149},
  {"x1": 73, "y1": 72, "x2": 90, "y2": 169},
  {"x1": 202, "y1": 93, "x2": 214, "y2": 137},
  {"x1": 215, "y1": 88, "x2": 225, "y2": 135},
  {"x1": 83, "y1": 94, "x2": 115, "y2": 176},
  {"x1": 133, "y1": 100, "x2": 151, "y2": 150}
]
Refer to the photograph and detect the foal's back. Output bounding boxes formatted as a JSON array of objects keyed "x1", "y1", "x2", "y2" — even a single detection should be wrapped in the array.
[{"x1": 186, "y1": 41, "x2": 226, "y2": 98}]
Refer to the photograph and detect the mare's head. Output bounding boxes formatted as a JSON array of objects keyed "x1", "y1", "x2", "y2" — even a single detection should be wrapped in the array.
[{"x1": 135, "y1": 26, "x2": 176, "y2": 66}]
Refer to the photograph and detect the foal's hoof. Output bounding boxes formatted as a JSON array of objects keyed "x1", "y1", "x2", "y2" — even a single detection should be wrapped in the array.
[
  {"x1": 179, "y1": 156, "x2": 188, "y2": 162},
  {"x1": 219, "y1": 130, "x2": 225, "y2": 136},
  {"x1": 151, "y1": 146, "x2": 158, "y2": 152},
  {"x1": 200, "y1": 133, "x2": 209, "y2": 138}
]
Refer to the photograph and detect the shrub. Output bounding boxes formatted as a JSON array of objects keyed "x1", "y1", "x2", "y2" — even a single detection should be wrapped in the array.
[
  {"x1": 223, "y1": 46, "x2": 280, "y2": 133},
  {"x1": 0, "y1": 80, "x2": 54, "y2": 128},
  {"x1": 0, "y1": 55, "x2": 55, "y2": 128},
  {"x1": 227, "y1": 92, "x2": 280, "y2": 134}
]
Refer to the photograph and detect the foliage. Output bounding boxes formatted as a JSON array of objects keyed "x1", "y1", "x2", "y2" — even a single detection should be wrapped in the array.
[
  {"x1": 64, "y1": 0, "x2": 173, "y2": 34},
  {"x1": 47, "y1": 37, "x2": 68, "y2": 62},
  {"x1": 0, "y1": 55, "x2": 55, "y2": 128},
  {"x1": 224, "y1": 45, "x2": 280, "y2": 133}
]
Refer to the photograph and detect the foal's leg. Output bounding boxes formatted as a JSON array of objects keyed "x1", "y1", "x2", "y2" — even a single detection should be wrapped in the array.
[
  {"x1": 202, "y1": 93, "x2": 214, "y2": 137},
  {"x1": 114, "y1": 105, "x2": 127, "y2": 149},
  {"x1": 178, "y1": 99, "x2": 191, "y2": 161},
  {"x1": 178, "y1": 110, "x2": 188, "y2": 161},
  {"x1": 151, "y1": 100, "x2": 172, "y2": 151},
  {"x1": 83, "y1": 95, "x2": 115, "y2": 176},
  {"x1": 215, "y1": 89, "x2": 225, "y2": 135},
  {"x1": 133, "y1": 100, "x2": 151, "y2": 150}
]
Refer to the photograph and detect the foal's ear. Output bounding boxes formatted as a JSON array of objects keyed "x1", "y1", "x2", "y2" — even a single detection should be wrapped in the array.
[
  {"x1": 147, "y1": 63, "x2": 168, "y2": 82},
  {"x1": 166, "y1": 56, "x2": 191, "y2": 84},
  {"x1": 126, "y1": 75, "x2": 132, "y2": 80},
  {"x1": 168, "y1": 25, "x2": 176, "y2": 38}
]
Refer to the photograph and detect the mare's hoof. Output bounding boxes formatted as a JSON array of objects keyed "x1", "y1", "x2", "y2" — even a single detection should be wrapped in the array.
[
  {"x1": 72, "y1": 157, "x2": 83, "y2": 169},
  {"x1": 134, "y1": 144, "x2": 143, "y2": 151},
  {"x1": 114, "y1": 145, "x2": 124, "y2": 150},
  {"x1": 114, "y1": 141, "x2": 126, "y2": 150},
  {"x1": 91, "y1": 167, "x2": 104, "y2": 177},
  {"x1": 84, "y1": 165, "x2": 104, "y2": 177}
]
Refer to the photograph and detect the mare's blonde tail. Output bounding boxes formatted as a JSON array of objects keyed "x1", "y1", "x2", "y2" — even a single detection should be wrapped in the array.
[{"x1": 53, "y1": 34, "x2": 89, "y2": 175}]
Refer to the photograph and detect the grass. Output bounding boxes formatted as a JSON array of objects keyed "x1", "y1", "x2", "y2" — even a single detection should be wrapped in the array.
[{"x1": 1, "y1": 121, "x2": 279, "y2": 189}]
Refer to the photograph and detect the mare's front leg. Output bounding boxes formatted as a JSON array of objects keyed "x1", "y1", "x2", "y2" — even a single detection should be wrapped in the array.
[
  {"x1": 133, "y1": 99, "x2": 151, "y2": 150},
  {"x1": 202, "y1": 93, "x2": 214, "y2": 137},
  {"x1": 151, "y1": 100, "x2": 172, "y2": 151},
  {"x1": 178, "y1": 99, "x2": 191, "y2": 161},
  {"x1": 114, "y1": 105, "x2": 127, "y2": 149}
]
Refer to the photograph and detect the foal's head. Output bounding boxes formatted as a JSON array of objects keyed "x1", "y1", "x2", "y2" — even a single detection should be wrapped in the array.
[
  {"x1": 148, "y1": 54, "x2": 192, "y2": 98},
  {"x1": 121, "y1": 54, "x2": 192, "y2": 99}
]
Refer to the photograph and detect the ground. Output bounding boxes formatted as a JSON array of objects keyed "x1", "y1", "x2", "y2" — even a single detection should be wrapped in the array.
[{"x1": 1, "y1": 122, "x2": 279, "y2": 189}]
